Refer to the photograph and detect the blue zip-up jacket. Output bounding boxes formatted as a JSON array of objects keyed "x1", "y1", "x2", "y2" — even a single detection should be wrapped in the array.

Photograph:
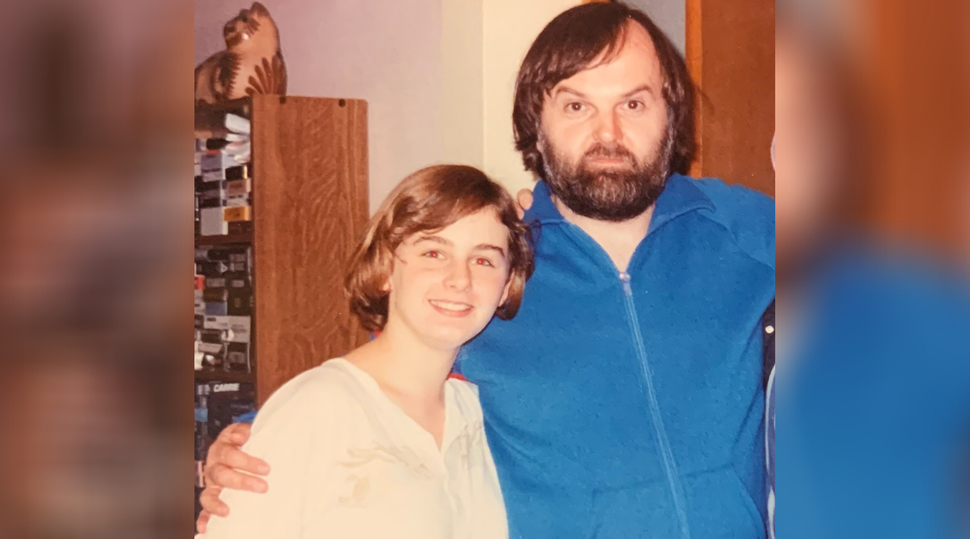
[
  {"x1": 782, "y1": 252, "x2": 970, "y2": 539},
  {"x1": 457, "y1": 174, "x2": 775, "y2": 539}
]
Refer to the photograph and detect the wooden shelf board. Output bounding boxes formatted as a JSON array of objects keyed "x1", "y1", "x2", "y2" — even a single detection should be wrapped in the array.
[
  {"x1": 194, "y1": 370, "x2": 255, "y2": 384},
  {"x1": 194, "y1": 232, "x2": 253, "y2": 246}
]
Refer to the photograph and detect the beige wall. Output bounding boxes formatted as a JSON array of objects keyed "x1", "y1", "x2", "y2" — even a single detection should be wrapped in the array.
[
  {"x1": 441, "y1": 0, "x2": 485, "y2": 170},
  {"x1": 482, "y1": 0, "x2": 579, "y2": 195},
  {"x1": 196, "y1": 0, "x2": 596, "y2": 207},
  {"x1": 440, "y1": 0, "x2": 583, "y2": 194},
  {"x1": 195, "y1": 0, "x2": 446, "y2": 212}
]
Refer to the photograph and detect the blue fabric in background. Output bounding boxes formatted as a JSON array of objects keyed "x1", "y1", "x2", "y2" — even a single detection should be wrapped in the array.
[
  {"x1": 780, "y1": 251, "x2": 970, "y2": 539},
  {"x1": 235, "y1": 410, "x2": 257, "y2": 424}
]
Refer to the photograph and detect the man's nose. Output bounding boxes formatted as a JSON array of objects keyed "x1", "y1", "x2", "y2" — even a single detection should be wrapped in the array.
[{"x1": 593, "y1": 110, "x2": 621, "y2": 144}]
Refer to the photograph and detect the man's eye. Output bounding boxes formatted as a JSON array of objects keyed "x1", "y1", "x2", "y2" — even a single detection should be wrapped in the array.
[
  {"x1": 566, "y1": 102, "x2": 584, "y2": 112},
  {"x1": 626, "y1": 100, "x2": 643, "y2": 110}
]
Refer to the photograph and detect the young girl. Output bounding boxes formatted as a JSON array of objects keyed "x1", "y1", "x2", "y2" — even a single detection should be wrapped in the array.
[{"x1": 200, "y1": 165, "x2": 533, "y2": 539}]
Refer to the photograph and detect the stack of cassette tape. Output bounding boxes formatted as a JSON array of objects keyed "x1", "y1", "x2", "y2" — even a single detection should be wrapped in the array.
[
  {"x1": 194, "y1": 380, "x2": 255, "y2": 498},
  {"x1": 194, "y1": 244, "x2": 254, "y2": 373},
  {"x1": 194, "y1": 113, "x2": 253, "y2": 237}
]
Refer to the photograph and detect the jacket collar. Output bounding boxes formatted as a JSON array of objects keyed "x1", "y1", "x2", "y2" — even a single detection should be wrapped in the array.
[{"x1": 524, "y1": 173, "x2": 715, "y2": 233}]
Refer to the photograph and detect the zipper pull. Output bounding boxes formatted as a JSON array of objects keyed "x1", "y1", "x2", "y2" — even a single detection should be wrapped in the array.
[{"x1": 619, "y1": 271, "x2": 632, "y2": 295}]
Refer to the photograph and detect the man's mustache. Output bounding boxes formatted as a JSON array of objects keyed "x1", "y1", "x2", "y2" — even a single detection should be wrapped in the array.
[{"x1": 583, "y1": 143, "x2": 636, "y2": 163}]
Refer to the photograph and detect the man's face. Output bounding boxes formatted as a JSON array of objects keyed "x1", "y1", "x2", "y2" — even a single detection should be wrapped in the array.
[
  {"x1": 538, "y1": 21, "x2": 671, "y2": 222},
  {"x1": 775, "y1": 29, "x2": 842, "y2": 273}
]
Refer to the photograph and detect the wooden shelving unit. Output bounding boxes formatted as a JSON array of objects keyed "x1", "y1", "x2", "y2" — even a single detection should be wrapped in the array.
[{"x1": 194, "y1": 95, "x2": 370, "y2": 405}]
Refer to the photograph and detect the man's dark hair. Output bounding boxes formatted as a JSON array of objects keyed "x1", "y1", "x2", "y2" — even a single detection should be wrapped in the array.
[{"x1": 513, "y1": 2, "x2": 696, "y2": 178}]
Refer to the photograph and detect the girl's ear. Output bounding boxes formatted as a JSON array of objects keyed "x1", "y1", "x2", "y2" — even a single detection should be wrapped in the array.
[
  {"x1": 499, "y1": 277, "x2": 512, "y2": 306},
  {"x1": 381, "y1": 252, "x2": 397, "y2": 293}
]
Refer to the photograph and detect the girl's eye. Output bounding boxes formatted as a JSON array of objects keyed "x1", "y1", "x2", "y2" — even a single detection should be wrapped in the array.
[
  {"x1": 422, "y1": 250, "x2": 443, "y2": 259},
  {"x1": 474, "y1": 257, "x2": 494, "y2": 267}
]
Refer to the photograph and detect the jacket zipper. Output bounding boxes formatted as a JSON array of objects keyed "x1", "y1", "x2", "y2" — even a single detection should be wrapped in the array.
[
  {"x1": 560, "y1": 221, "x2": 692, "y2": 538},
  {"x1": 619, "y1": 271, "x2": 692, "y2": 539}
]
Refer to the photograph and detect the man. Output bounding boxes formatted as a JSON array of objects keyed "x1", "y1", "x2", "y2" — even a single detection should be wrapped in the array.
[{"x1": 199, "y1": 4, "x2": 775, "y2": 538}]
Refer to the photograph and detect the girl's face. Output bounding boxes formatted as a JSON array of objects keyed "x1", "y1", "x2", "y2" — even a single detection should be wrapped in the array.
[{"x1": 385, "y1": 209, "x2": 512, "y2": 351}]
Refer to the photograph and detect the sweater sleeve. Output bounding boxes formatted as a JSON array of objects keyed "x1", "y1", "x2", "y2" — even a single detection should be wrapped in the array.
[{"x1": 201, "y1": 373, "x2": 341, "y2": 539}]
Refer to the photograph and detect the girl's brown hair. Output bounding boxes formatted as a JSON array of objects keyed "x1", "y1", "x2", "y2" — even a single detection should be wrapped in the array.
[{"x1": 344, "y1": 165, "x2": 534, "y2": 333}]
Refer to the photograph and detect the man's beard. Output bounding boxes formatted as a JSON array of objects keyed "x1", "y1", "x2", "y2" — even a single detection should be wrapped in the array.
[{"x1": 539, "y1": 129, "x2": 673, "y2": 222}]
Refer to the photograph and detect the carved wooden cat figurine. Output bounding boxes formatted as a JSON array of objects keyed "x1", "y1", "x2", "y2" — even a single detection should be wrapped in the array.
[{"x1": 194, "y1": 2, "x2": 287, "y2": 104}]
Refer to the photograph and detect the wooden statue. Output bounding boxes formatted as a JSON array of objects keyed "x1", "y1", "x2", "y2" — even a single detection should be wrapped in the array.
[{"x1": 194, "y1": 2, "x2": 287, "y2": 104}]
